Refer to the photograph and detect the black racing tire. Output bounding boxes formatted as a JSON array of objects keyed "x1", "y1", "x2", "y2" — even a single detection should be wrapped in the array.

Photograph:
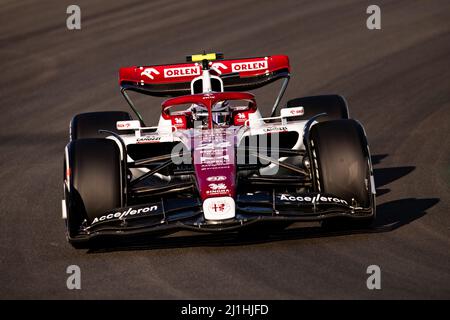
[
  {"x1": 64, "y1": 138, "x2": 123, "y2": 247},
  {"x1": 70, "y1": 111, "x2": 132, "y2": 140},
  {"x1": 286, "y1": 94, "x2": 349, "y2": 122},
  {"x1": 308, "y1": 119, "x2": 376, "y2": 229}
]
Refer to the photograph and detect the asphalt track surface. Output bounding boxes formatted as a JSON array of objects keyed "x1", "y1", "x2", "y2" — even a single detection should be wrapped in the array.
[{"x1": 0, "y1": 0, "x2": 449, "y2": 299}]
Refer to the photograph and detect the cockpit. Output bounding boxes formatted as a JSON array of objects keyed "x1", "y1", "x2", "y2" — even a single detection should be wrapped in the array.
[{"x1": 161, "y1": 92, "x2": 257, "y2": 129}]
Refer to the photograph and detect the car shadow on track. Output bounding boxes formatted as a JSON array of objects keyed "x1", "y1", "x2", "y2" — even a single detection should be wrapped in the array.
[
  {"x1": 371, "y1": 153, "x2": 416, "y2": 197},
  {"x1": 371, "y1": 154, "x2": 389, "y2": 165},
  {"x1": 86, "y1": 155, "x2": 436, "y2": 252},
  {"x1": 374, "y1": 166, "x2": 415, "y2": 197}
]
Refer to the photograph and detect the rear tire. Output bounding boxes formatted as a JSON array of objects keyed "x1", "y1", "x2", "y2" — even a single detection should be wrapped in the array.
[
  {"x1": 64, "y1": 138, "x2": 123, "y2": 247},
  {"x1": 308, "y1": 119, "x2": 376, "y2": 229},
  {"x1": 70, "y1": 111, "x2": 132, "y2": 140},
  {"x1": 286, "y1": 94, "x2": 349, "y2": 122}
]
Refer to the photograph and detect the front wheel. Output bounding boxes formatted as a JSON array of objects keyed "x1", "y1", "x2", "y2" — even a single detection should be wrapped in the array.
[
  {"x1": 308, "y1": 119, "x2": 376, "y2": 229},
  {"x1": 64, "y1": 138, "x2": 124, "y2": 247}
]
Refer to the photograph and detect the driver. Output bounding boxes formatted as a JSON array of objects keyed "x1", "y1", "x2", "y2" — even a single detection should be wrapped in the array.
[
  {"x1": 212, "y1": 100, "x2": 231, "y2": 126},
  {"x1": 188, "y1": 103, "x2": 208, "y2": 128},
  {"x1": 188, "y1": 100, "x2": 231, "y2": 127}
]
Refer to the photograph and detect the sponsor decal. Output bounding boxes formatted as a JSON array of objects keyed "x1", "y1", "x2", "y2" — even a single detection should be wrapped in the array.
[
  {"x1": 200, "y1": 154, "x2": 230, "y2": 165},
  {"x1": 288, "y1": 108, "x2": 303, "y2": 116},
  {"x1": 136, "y1": 136, "x2": 161, "y2": 144},
  {"x1": 263, "y1": 126, "x2": 288, "y2": 133},
  {"x1": 231, "y1": 60, "x2": 268, "y2": 72},
  {"x1": 209, "y1": 201, "x2": 231, "y2": 215},
  {"x1": 203, "y1": 196, "x2": 235, "y2": 220},
  {"x1": 208, "y1": 183, "x2": 227, "y2": 190},
  {"x1": 234, "y1": 111, "x2": 249, "y2": 125},
  {"x1": 194, "y1": 130, "x2": 234, "y2": 167},
  {"x1": 206, "y1": 176, "x2": 227, "y2": 182},
  {"x1": 141, "y1": 67, "x2": 160, "y2": 80},
  {"x1": 280, "y1": 106, "x2": 304, "y2": 117},
  {"x1": 164, "y1": 66, "x2": 200, "y2": 78},
  {"x1": 197, "y1": 141, "x2": 231, "y2": 150},
  {"x1": 116, "y1": 120, "x2": 141, "y2": 130},
  {"x1": 206, "y1": 183, "x2": 229, "y2": 196},
  {"x1": 279, "y1": 193, "x2": 348, "y2": 205},
  {"x1": 171, "y1": 116, "x2": 187, "y2": 129},
  {"x1": 91, "y1": 205, "x2": 159, "y2": 225},
  {"x1": 202, "y1": 93, "x2": 216, "y2": 100},
  {"x1": 210, "y1": 62, "x2": 228, "y2": 74},
  {"x1": 117, "y1": 122, "x2": 130, "y2": 129},
  {"x1": 201, "y1": 165, "x2": 230, "y2": 172}
]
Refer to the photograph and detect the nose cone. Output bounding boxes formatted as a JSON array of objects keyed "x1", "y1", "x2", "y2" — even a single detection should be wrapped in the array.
[
  {"x1": 192, "y1": 128, "x2": 236, "y2": 201},
  {"x1": 203, "y1": 196, "x2": 236, "y2": 221}
]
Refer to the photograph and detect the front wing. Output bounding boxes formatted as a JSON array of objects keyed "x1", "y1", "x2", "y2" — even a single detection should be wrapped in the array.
[{"x1": 68, "y1": 192, "x2": 374, "y2": 243}]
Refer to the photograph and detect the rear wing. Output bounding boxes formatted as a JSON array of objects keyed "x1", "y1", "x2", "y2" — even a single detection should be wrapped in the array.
[{"x1": 119, "y1": 55, "x2": 290, "y2": 97}]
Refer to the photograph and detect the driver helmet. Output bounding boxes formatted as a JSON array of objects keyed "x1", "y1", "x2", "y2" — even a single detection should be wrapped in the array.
[{"x1": 212, "y1": 100, "x2": 230, "y2": 126}]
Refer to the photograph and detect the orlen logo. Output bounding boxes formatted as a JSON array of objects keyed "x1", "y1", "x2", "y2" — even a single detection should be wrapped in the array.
[
  {"x1": 210, "y1": 62, "x2": 228, "y2": 74},
  {"x1": 231, "y1": 60, "x2": 268, "y2": 72},
  {"x1": 207, "y1": 176, "x2": 227, "y2": 182},
  {"x1": 141, "y1": 67, "x2": 160, "y2": 80},
  {"x1": 164, "y1": 66, "x2": 200, "y2": 78}
]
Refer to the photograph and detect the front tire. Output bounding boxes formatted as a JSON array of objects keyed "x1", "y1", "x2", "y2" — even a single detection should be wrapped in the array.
[
  {"x1": 308, "y1": 119, "x2": 376, "y2": 229},
  {"x1": 64, "y1": 138, "x2": 124, "y2": 247}
]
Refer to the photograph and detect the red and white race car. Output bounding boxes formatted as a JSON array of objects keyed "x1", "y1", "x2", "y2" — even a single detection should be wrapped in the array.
[{"x1": 63, "y1": 53, "x2": 376, "y2": 248}]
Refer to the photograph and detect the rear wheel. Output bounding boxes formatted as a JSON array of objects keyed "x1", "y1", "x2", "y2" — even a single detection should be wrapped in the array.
[
  {"x1": 70, "y1": 111, "x2": 132, "y2": 140},
  {"x1": 308, "y1": 119, "x2": 376, "y2": 229},
  {"x1": 64, "y1": 138, "x2": 124, "y2": 247},
  {"x1": 286, "y1": 94, "x2": 349, "y2": 122}
]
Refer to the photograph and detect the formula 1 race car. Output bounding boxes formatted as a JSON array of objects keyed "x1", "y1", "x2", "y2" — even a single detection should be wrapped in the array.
[{"x1": 63, "y1": 53, "x2": 376, "y2": 247}]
